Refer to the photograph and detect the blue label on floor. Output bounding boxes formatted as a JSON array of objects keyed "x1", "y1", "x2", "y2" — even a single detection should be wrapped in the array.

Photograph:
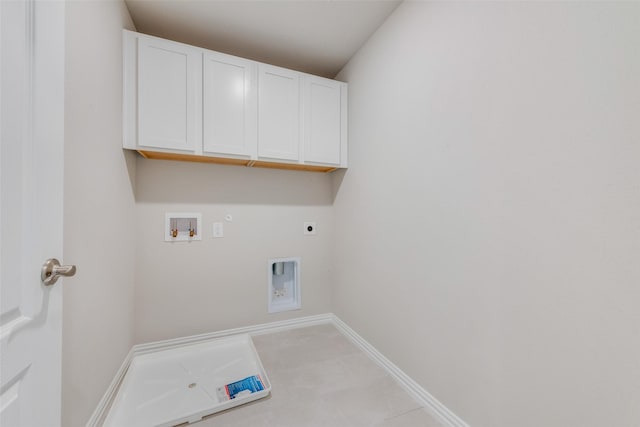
[{"x1": 221, "y1": 375, "x2": 264, "y2": 400}]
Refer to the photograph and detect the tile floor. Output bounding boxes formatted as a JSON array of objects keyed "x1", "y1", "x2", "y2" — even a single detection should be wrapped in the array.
[{"x1": 194, "y1": 324, "x2": 444, "y2": 427}]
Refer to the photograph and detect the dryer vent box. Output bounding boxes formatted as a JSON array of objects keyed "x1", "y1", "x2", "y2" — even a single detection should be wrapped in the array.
[{"x1": 268, "y1": 257, "x2": 300, "y2": 313}]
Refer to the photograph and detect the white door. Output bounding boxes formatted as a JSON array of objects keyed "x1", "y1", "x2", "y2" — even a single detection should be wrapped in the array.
[
  {"x1": 137, "y1": 35, "x2": 202, "y2": 153},
  {"x1": 303, "y1": 76, "x2": 343, "y2": 165},
  {"x1": 0, "y1": 2, "x2": 69, "y2": 427},
  {"x1": 203, "y1": 51, "x2": 257, "y2": 158},
  {"x1": 257, "y1": 64, "x2": 301, "y2": 161}
]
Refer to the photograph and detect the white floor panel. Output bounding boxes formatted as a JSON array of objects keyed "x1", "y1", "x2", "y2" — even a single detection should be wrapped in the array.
[{"x1": 103, "y1": 334, "x2": 271, "y2": 427}]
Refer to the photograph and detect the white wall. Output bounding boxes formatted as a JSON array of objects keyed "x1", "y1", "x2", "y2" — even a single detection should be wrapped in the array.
[
  {"x1": 334, "y1": 2, "x2": 640, "y2": 426},
  {"x1": 63, "y1": 2, "x2": 136, "y2": 426},
  {"x1": 134, "y1": 159, "x2": 334, "y2": 343}
]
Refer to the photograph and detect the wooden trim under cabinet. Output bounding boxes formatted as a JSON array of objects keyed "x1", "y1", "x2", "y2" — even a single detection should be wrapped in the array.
[
  {"x1": 137, "y1": 150, "x2": 337, "y2": 173},
  {"x1": 251, "y1": 161, "x2": 336, "y2": 173},
  {"x1": 137, "y1": 150, "x2": 251, "y2": 166}
]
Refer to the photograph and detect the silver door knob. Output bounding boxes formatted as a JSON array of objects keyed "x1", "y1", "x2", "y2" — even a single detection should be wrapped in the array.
[{"x1": 41, "y1": 258, "x2": 76, "y2": 286}]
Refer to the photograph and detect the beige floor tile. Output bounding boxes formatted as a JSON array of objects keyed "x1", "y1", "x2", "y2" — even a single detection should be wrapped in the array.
[
  {"x1": 192, "y1": 324, "x2": 445, "y2": 427},
  {"x1": 254, "y1": 326, "x2": 361, "y2": 374},
  {"x1": 325, "y1": 375, "x2": 423, "y2": 427}
]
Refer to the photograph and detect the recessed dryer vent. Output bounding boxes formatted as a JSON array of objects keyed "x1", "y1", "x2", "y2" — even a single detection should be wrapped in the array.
[{"x1": 268, "y1": 257, "x2": 300, "y2": 313}]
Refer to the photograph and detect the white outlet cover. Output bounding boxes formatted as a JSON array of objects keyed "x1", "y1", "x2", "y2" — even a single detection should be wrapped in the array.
[
  {"x1": 213, "y1": 222, "x2": 224, "y2": 238},
  {"x1": 304, "y1": 222, "x2": 316, "y2": 235}
]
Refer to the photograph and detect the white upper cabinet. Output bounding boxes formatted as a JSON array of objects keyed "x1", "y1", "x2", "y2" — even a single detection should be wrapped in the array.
[
  {"x1": 203, "y1": 52, "x2": 257, "y2": 157},
  {"x1": 123, "y1": 30, "x2": 347, "y2": 171},
  {"x1": 258, "y1": 64, "x2": 301, "y2": 162},
  {"x1": 137, "y1": 36, "x2": 201, "y2": 152},
  {"x1": 303, "y1": 75, "x2": 346, "y2": 166}
]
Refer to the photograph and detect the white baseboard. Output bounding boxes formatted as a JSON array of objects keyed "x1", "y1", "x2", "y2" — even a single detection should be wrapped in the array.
[
  {"x1": 331, "y1": 315, "x2": 470, "y2": 427},
  {"x1": 85, "y1": 348, "x2": 133, "y2": 427},
  {"x1": 133, "y1": 313, "x2": 333, "y2": 357},
  {"x1": 87, "y1": 313, "x2": 468, "y2": 427}
]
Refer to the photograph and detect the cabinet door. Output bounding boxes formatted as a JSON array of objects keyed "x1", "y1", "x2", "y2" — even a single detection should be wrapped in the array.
[
  {"x1": 138, "y1": 36, "x2": 201, "y2": 152},
  {"x1": 258, "y1": 64, "x2": 300, "y2": 161},
  {"x1": 203, "y1": 52, "x2": 257, "y2": 157},
  {"x1": 303, "y1": 76, "x2": 343, "y2": 165}
]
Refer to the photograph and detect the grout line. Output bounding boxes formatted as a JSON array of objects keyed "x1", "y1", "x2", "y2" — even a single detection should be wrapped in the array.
[{"x1": 382, "y1": 407, "x2": 431, "y2": 422}]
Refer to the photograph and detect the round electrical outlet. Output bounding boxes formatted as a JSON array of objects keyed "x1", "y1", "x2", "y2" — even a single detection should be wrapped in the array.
[{"x1": 303, "y1": 222, "x2": 316, "y2": 235}]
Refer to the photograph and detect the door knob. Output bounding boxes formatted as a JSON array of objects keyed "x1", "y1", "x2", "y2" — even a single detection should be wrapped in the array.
[{"x1": 41, "y1": 258, "x2": 76, "y2": 286}]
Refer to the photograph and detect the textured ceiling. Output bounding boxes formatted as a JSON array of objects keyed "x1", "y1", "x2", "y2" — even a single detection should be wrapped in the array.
[{"x1": 125, "y1": 0, "x2": 401, "y2": 78}]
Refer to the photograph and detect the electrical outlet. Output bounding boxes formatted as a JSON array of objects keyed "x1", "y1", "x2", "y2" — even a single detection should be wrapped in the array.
[{"x1": 304, "y1": 222, "x2": 316, "y2": 235}]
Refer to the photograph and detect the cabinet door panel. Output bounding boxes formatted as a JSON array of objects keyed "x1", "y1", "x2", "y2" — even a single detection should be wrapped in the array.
[
  {"x1": 138, "y1": 37, "x2": 200, "y2": 152},
  {"x1": 203, "y1": 53, "x2": 257, "y2": 157},
  {"x1": 304, "y1": 77, "x2": 342, "y2": 165},
  {"x1": 258, "y1": 65, "x2": 300, "y2": 161}
]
